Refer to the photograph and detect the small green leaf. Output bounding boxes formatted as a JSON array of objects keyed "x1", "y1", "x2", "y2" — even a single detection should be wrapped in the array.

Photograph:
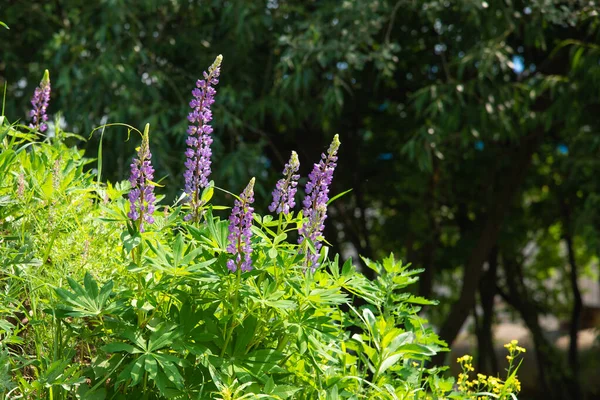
[
  {"x1": 268, "y1": 247, "x2": 278, "y2": 259},
  {"x1": 327, "y1": 188, "x2": 353, "y2": 205},
  {"x1": 273, "y1": 232, "x2": 287, "y2": 245},
  {"x1": 121, "y1": 230, "x2": 141, "y2": 252},
  {"x1": 378, "y1": 353, "x2": 402, "y2": 376},
  {"x1": 264, "y1": 376, "x2": 275, "y2": 394},
  {"x1": 397, "y1": 343, "x2": 437, "y2": 356},
  {"x1": 233, "y1": 316, "x2": 258, "y2": 356},
  {"x1": 341, "y1": 257, "x2": 354, "y2": 277},
  {"x1": 272, "y1": 385, "x2": 301, "y2": 399},
  {"x1": 201, "y1": 184, "x2": 214, "y2": 204}
]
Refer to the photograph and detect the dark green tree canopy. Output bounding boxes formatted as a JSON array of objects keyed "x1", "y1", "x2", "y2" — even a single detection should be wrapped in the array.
[{"x1": 2, "y1": 2, "x2": 600, "y2": 398}]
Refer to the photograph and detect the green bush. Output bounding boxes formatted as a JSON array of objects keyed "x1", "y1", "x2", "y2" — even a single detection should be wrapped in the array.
[{"x1": 0, "y1": 68, "x2": 523, "y2": 399}]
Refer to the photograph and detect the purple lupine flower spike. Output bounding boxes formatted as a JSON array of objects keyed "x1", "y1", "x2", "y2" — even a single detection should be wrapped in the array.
[
  {"x1": 29, "y1": 69, "x2": 51, "y2": 133},
  {"x1": 227, "y1": 178, "x2": 255, "y2": 273},
  {"x1": 128, "y1": 124, "x2": 156, "y2": 233},
  {"x1": 269, "y1": 151, "x2": 300, "y2": 215},
  {"x1": 299, "y1": 134, "x2": 341, "y2": 272},
  {"x1": 184, "y1": 55, "x2": 223, "y2": 222}
]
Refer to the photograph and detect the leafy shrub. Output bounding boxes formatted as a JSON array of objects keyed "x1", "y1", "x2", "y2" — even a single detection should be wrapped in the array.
[{"x1": 0, "y1": 64, "x2": 524, "y2": 399}]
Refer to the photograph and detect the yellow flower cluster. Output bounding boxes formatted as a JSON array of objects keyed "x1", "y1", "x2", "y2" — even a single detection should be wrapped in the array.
[
  {"x1": 454, "y1": 340, "x2": 525, "y2": 399},
  {"x1": 504, "y1": 339, "x2": 526, "y2": 362}
]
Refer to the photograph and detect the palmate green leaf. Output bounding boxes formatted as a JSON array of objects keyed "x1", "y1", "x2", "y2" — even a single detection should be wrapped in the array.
[
  {"x1": 338, "y1": 264, "x2": 383, "y2": 306},
  {"x1": 36, "y1": 358, "x2": 86, "y2": 389},
  {"x1": 307, "y1": 333, "x2": 342, "y2": 364},
  {"x1": 154, "y1": 354, "x2": 185, "y2": 388},
  {"x1": 148, "y1": 325, "x2": 181, "y2": 352},
  {"x1": 145, "y1": 235, "x2": 215, "y2": 276},
  {"x1": 145, "y1": 356, "x2": 158, "y2": 380},
  {"x1": 0, "y1": 319, "x2": 14, "y2": 333},
  {"x1": 240, "y1": 348, "x2": 287, "y2": 377},
  {"x1": 130, "y1": 355, "x2": 145, "y2": 386},
  {"x1": 205, "y1": 209, "x2": 230, "y2": 251},
  {"x1": 121, "y1": 328, "x2": 148, "y2": 352},
  {"x1": 54, "y1": 273, "x2": 114, "y2": 318},
  {"x1": 106, "y1": 327, "x2": 187, "y2": 395},
  {"x1": 249, "y1": 280, "x2": 296, "y2": 311},
  {"x1": 307, "y1": 287, "x2": 348, "y2": 306}
]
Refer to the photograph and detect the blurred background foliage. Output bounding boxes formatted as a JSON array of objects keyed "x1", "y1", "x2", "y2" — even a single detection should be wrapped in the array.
[{"x1": 2, "y1": 1, "x2": 600, "y2": 399}]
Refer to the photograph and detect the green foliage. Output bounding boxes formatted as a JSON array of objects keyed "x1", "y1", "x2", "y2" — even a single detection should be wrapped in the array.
[{"x1": 0, "y1": 115, "x2": 523, "y2": 398}]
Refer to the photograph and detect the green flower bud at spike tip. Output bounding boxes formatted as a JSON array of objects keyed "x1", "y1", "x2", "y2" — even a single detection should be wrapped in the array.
[
  {"x1": 42, "y1": 69, "x2": 50, "y2": 85},
  {"x1": 210, "y1": 54, "x2": 223, "y2": 73},
  {"x1": 141, "y1": 123, "x2": 150, "y2": 155},
  {"x1": 328, "y1": 134, "x2": 341, "y2": 157}
]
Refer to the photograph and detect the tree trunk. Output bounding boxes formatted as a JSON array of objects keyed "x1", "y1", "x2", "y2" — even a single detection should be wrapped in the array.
[
  {"x1": 476, "y1": 246, "x2": 498, "y2": 375},
  {"x1": 433, "y1": 131, "x2": 542, "y2": 365},
  {"x1": 560, "y1": 199, "x2": 582, "y2": 399},
  {"x1": 499, "y1": 254, "x2": 577, "y2": 400}
]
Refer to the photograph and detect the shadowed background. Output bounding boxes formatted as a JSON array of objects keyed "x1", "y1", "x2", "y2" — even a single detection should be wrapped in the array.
[{"x1": 1, "y1": 1, "x2": 600, "y2": 398}]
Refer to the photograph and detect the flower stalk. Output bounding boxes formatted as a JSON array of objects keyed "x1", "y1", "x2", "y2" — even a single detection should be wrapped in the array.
[
  {"x1": 299, "y1": 135, "x2": 341, "y2": 272},
  {"x1": 269, "y1": 151, "x2": 300, "y2": 216},
  {"x1": 127, "y1": 124, "x2": 156, "y2": 233},
  {"x1": 184, "y1": 55, "x2": 223, "y2": 222},
  {"x1": 29, "y1": 69, "x2": 51, "y2": 133},
  {"x1": 227, "y1": 178, "x2": 255, "y2": 273}
]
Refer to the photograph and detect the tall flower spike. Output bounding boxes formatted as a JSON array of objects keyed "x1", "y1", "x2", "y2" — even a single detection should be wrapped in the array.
[
  {"x1": 128, "y1": 124, "x2": 156, "y2": 233},
  {"x1": 227, "y1": 178, "x2": 255, "y2": 273},
  {"x1": 269, "y1": 151, "x2": 300, "y2": 215},
  {"x1": 29, "y1": 69, "x2": 51, "y2": 133},
  {"x1": 184, "y1": 55, "x2": 223, "y2": 222},
  {"x1": 299, "y1": 134, "x2": 341, "y2": 272}
]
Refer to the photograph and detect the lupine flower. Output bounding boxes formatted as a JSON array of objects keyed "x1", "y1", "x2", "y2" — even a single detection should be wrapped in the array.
[
  {"x1": 227, "y1": 178, "x2": 255, "y2": 273},
  {"x1": 29, "y1": 69, "x2": 51, "y2": 133},
  {"x1": 184, "y1": 55, "x2": 223, "y2": 222},
  {"x1": 269, "y1": 151, "x2": 300, "y2": 215},
  {"x1": 299, "y1": 134, "x2": 341, "y2": 272},
  {"x1": 128, "y1": 124, "x2": 156, "y2": 233}
]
